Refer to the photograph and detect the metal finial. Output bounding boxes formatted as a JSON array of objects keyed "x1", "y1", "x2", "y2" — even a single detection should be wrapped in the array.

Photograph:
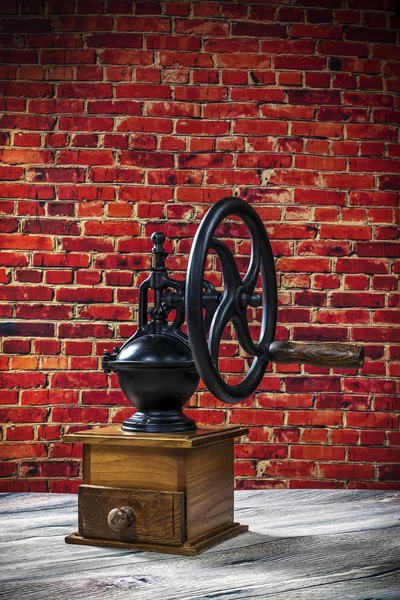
[{"x1": 151, "y1": 231, "x2": 167, "y2": 270}]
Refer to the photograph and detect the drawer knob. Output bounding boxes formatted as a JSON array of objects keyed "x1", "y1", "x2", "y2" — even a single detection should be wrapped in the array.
[{"x1": 107, "y1": 506, "x2": 135, "y2": 532}]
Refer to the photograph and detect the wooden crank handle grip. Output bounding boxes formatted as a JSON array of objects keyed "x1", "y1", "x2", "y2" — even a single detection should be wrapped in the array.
[
  {"x1": 269, "y1": 341, "x2": 364, "y2": 368},
  {"x1": 107, "y1": 506, "x2": 135, "y2": 532}
]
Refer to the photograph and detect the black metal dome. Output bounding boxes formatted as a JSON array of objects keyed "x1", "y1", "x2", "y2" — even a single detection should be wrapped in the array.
[{"x1": 109, "y1": 333, "x2": 195, "y2": 370}]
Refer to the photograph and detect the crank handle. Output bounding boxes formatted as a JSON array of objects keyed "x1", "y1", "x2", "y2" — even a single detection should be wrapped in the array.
[{"x1": 269, "y1": 341, "x2": 364, "y2": 368}]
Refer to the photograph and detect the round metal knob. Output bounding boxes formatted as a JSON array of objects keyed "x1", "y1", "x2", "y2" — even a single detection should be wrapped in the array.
[
  {"x1": 107, "y1": 506, "x2": 135, "y2": 532},
  {"x1": 236, "y1": 286, "x2": 263, "y2": 314},
  {"x1": 151, "y1": 231, "x2": 166, "y2": 245}
]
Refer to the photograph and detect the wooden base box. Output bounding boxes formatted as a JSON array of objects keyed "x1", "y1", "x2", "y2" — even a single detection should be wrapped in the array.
[{"x1": 64, "y1": 425, "x2": 249, "y2": 556}]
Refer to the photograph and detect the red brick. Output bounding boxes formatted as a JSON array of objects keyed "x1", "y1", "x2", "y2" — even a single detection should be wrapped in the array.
[
  {"x1": 377, "y1": 465, "x2": 400, "y2": 482},
  {"x1": 318, "y1": 40, "x2": 369, "y2": 57},
  {"x1": 58, "y1": 323, "x2": 113, "y2": 338},
  {"x1": 221, "y1": 70, "x2": 247, "y2": 86},
  {"x1": 55, "y1": 287, "x2": 112, "y2": 303},
  {"x1": 0, "y1": 405, "x2": 48, "y2": 422},
  {"x1": 331, "y1": 293, "x2": 385, "y2": 308},
  {"x1": 33, "y1": 339, "x2": 61, "y2": 355},
  {"x1": 49, "y1": 480, "x2": 81, "y2": 493},
  {"x1": 287, "y1": 90, "x2": 341, "y2": 105},
  {"x1": 233, "y1": 120, "x2": 288, "y2": 136},
  {"x1": 58, "y1": 116, "x2": 113, "y2": 132},
  {"x1": 230, "y1": 88, "x2": 284, "y2": 103},
  {"x1": 1, "y1": 263, "x2": 17, "y2": 282},
  {"x1": 3, "y1": 339, "x2": 31, "y2": 354},
  {"x1": 45, "y1": 270, "x2": 73, "y2": 284},
  {"x1": 257, "y1": 394, "x2": 313, "y2": 409},
  {"x1": 344, "y1": 92, "x2": 393, "y2": 108},
  {"x1": 28, "y1": 167, "x2": 85, "y2": 183},
  {"x1": 319, "y1": 463, "x2": 374, "y2": 480},
  {"x1": 228, "y1": 410, "x2": 284, "y2": 427},
  {"x1": 346, "y1": 25, "x2": 396, "y2": 44},
  {"x1": 23, "y1": 219, "x2": 79, "y2": 236},
  {"x1": 0, "y1": 323, "x2": 54, "y2": 340},
  {"x1": 260, "y1": 460, "x2": 316, "y2": 479},
  {"x1": 320, "y1": 225, "x2": 372, "y2": 240},
  {"x1": 36, "y1": 425, "x2": 62, "y2": 441},
  {"x1": 0, "y1": 80, "x2": 53, "y2": 97},
  {"x1": 291, "y1": 446, "x2": 345, "y2": 461},
  {"x1": 177, "y1": 153, "x2": 233, "y2": 170},
  {"x1": 355, "y1": 242, "x2": 399, "y2": 257},
  {"x1": 241, "y1": 155, "x2": 294, "y2": 171},
  {"x1": 344, "y1": 378, "x2": 396, "y2": 395},
  {"x1": 287, "y1": 409, "x2": 342, "y2": 427},
  {"x1": 0, "y1": 114, "x2": 55, "y2": 131},
  {"x1": 1, "y1": 149, "x2": 53, "y2": 165},
  {"x1": 0, "y1": 481, "x2": 48, "y2": 492},
  {"x1": 147, "y1": 102, "x2": 200, "y2": 119},
  {"x1": 51, "y1": 372, "x2": 107, "y2": 389},
  {"x1": 295, "y1": 156, "x2": 346, "y2": 171},
  {"x1": 378, "y1": 175, "x2": 400, "y2": 191},
  {"x1": 277, "y1": 257, "x2": 330, "y2": 273},
  {"x1": 15, "y1": 304, "x2": 71, "y2": 320},
  {"x1": 353, "y1": 327, "x2": 400, "y2": 343},
  {"x1": 0, "y1": 462, "x2": 17, "y2": 477},
  {"x1": 315, "y1": 309, "x2": 369, "y2": 326},
  {"x1": 58, "y1": 83, "x2": 112, "y2": 98},
  {"x1": 278, "y1": 72, "x2": 302, "y2": 86},
  {"x1": 336, "y1": 258, "x2": 389, "y2": 274},
  {"x1": 0, "y1": 166, "x2": 24, "y2": 180},
  {"x1": 6, "y1": 426, "x2": 34, "y2": 441},
  {"x1": 116, "y1": 16, "x2": 171, "y2": 32},
  {"x1": 294, "y1": 189, "x2": 346, "y2": 206},
  {"x1": 292, "y1": 122, "x2": 343, "y2": 138},
  {"x1": 119, "y1": 151, "x2": 173, "y2": 168},
  {"x1": 292, "y1": 326, "x2": 348, "y2": 342},
  {"x1": 58, "y1": 150, "x2": 114, "y2": 165},
  {"x1": 0, "y1": 443, "x2": 47, "y2": 459},
  {"x1": 238, "y1": 444, "x2": 288, "y2": 461},
  {"x1": 20, "y1": 460, "x2": 80, "y2": 478},
  {"x1": 322, "y1": 173, "x2": 376, "y2": 190},
  {"x1": 347, "y1": 124, "x2": 397, "y2": 141},
  {"x1": 290, "y1": 480, "x2": 346, "y2": 489},
  {"x1": 29, "y1": 100, "x2": 84, "y2": 115},
  {"x1": 100, "y1": 49, "x2": 154, "y2": 65},
  {"x1": 176, "y1": 120, "x2": 229, "y2": 136},
  {"x1": 331, "y1": 429, "x2": 358, "y2": 445},
  {"x1": 89, "y1": 167, "x2": 141, "y2": 183},
  {"x1": 346, "y1": 412, "x2": 398, "y2": 429},
  {"x1": 372, "y1": 276, "x2": 398, "y2": 291},
  {"x1": 301, "y1": 429, "x2": 328, "y2": 444},
  {"x1": 374, "y1": 310, "x2": 399, "y2": 326}
]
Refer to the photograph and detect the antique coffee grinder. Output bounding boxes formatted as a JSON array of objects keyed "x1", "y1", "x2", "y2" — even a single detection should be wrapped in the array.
[{"x1": 64, "y1": 197, "x2": 364, "y2": 555}]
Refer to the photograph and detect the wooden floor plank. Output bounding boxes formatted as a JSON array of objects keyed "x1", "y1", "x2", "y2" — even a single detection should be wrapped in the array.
[{"x1": 0, "y1": 491, "x2": 399, "y2": 600}]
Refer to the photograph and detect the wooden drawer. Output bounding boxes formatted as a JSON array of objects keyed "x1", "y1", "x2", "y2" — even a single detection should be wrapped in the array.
[{"x1": 78, "y1": 485, "x2": 185, "y2": 546}]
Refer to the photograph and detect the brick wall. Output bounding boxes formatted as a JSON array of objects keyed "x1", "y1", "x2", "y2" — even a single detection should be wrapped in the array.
[{"x1": 0, "y1": 1, "x2": 399, "y2": 493}]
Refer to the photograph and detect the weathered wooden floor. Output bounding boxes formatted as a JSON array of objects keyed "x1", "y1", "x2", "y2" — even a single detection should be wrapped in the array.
[{"x1": 0, "y1": 490, "x2": 399, "y2": 599}]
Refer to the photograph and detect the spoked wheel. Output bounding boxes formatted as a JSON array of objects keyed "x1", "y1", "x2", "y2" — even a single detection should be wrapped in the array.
[{"x1": 186, "y1": 196, "x2": 278, "y2": 403}]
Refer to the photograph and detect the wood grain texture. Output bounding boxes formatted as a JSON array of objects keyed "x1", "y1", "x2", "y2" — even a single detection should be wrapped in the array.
[
  {"x1": 66, "y1": 523, "x2": 248, "y2": 557},
  {"x1": 88, "y1": 445, "x2": 187, "y2": 492},
  {"x1": 1, "y1": 491, "x2": 400, "y2": 600},
  {"x1": 63, "y1": 425, "x2": 249, "y2": 449},
  {"x1": 82, "y1": 445, "x2": 91, "y2": 484},
  {"x1": 186, "y1": 439, "x2": 234, "y2": 540},
  {"x1": 78, "y1": 485, "x2": 184, "y2": 545},
  {"x1": 269, "y1": 341, "x2": 365, "y2": 368}
]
